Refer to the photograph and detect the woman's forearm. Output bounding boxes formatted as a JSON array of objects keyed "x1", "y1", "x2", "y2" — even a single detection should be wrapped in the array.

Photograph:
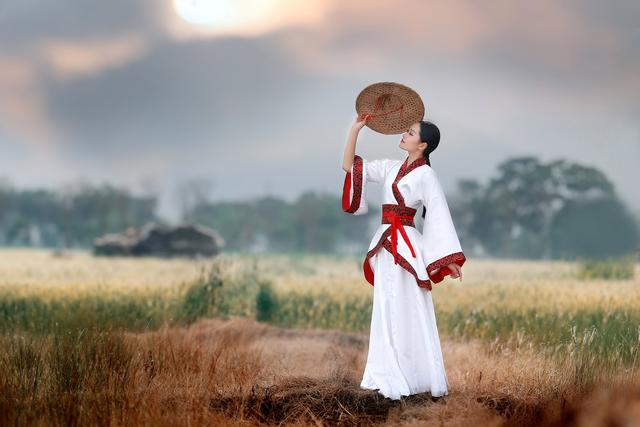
[{"x1": 342, "y1": 127, "x2": 360, "y2": 172}]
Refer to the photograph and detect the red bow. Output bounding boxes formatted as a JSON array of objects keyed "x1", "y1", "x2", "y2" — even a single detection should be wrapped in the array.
[{"x1": 382, "y1": 211, "x2": 416, "y2": 264}]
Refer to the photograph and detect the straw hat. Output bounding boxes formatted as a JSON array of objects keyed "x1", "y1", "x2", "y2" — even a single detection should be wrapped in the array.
[{"x1": 355, "y1": 82, "x2": 425, "y2": 135}]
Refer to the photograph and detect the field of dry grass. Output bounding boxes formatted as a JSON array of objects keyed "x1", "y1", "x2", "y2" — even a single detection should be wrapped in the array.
[
  {"x1": 3, "y1": 315, "x2": 640, "y2": 426},
  {"x1": 1, "y1": 248, "x2": 639, "y2": 426}
]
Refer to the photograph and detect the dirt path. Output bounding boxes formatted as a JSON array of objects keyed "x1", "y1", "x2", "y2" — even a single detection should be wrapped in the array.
[{"x1": 175, "y1": 316, "x2": 605, "y2": 426}]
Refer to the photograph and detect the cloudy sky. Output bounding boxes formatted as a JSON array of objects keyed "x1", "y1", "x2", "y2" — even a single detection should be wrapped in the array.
[{"x1": 0, "y1": 0, "x2": 638, "y2": 221}]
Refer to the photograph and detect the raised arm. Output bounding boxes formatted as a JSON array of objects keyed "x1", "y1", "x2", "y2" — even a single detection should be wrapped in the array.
[{"x1": 342, "y1": 114, "x2": 371, "y2": 172}]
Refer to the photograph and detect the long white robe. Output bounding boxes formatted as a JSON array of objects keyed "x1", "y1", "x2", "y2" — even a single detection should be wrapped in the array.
[{"x1": 341, "y1": 154, "x2": 466, "y2": 400}]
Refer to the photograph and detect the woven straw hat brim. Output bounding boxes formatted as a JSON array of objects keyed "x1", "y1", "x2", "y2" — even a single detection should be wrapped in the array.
[{"x1": 355, "y1": 82, "x2": 425, "y2": 135}]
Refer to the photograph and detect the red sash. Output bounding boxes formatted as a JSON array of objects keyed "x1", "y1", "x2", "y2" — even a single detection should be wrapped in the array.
[{"x1": 381, "y1": 204, "x2": 417, "y2": 264}]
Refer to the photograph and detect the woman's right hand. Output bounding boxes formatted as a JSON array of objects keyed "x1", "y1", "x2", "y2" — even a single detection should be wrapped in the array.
[{"x1": 351, "y1": 113, "x2": 372, "y2": 132}]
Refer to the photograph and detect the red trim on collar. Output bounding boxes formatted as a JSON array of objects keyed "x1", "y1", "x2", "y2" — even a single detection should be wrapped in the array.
[{"x1": 392, "y1": 156, "x2": 427, "y2": 206}]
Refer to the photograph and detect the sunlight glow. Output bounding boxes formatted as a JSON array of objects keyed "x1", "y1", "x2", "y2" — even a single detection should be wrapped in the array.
[
  {"x1": 168, "y1": 0, "x2": 330, "y2": 39},
  {"x1": 173, "y1": 0, "x2": 256, "y2": 28}
]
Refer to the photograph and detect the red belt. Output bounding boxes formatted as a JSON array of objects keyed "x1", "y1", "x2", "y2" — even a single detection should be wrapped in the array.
[{"x1": 381, "y1": 204, "x2": 417, "y2": 265}]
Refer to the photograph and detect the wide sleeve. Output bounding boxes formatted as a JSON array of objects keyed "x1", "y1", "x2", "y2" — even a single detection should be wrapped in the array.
[
  {"x1": 342, "y1": 155, "x2": 392, "y2": 215},
  {"x1": 420, "y1": 168, "x2": 467, "y2": 283}
]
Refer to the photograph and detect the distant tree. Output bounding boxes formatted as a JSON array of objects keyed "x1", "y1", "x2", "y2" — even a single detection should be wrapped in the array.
[
  {"x1": 186, "y1": 191, "x2": 376, "y2": 254},
  {"x1": 551, "y1": 198, "x2": 638, "y2": 259},
  {"x1": 0, "y1": 180, "x2": 158, "y2": 248},
  {"x1": 176, "y1": 177, "x2": 215, "y2": 221},
  {"x1": 293, "y1": 191, "x2": 342, "y2": 253},
  {"x1": 188, "y1": 200, "x2": 257, "y2": 251},
  {"x1": 254, "y1": 196, "x2": 296, "y2": 252},
  {"x1": 458, "y1": 156, "x2": 636, "y2": 259},
  {"x1": 450, "y1": 179, "x2": 483, "y2": 253}
]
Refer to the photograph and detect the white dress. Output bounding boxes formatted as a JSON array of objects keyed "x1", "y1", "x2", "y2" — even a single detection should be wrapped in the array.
[{"x1": 341, "y1": 154, "x2": 466, "y2": 400}]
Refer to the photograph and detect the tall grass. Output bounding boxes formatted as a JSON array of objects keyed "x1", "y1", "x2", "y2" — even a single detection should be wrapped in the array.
[
  {"x1": 577, "y1": 255, "x2": 636, "y2": 280},
  {"x1": 0, "y1": 253, "x2": 264, "y2": 333},
  {"x1": 0, "y1": 320, "x2": 267, "y2": 426},
  {"x1": 1, "y1": 249, "x2": 640, "y2": 383}
]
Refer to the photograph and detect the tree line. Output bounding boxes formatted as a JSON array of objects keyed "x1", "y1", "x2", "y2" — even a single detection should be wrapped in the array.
[{"x1": 0, "y1": 156, "x2": 637, "y2": 259}]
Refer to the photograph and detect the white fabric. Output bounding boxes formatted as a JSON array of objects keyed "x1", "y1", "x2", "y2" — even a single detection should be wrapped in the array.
[
  {"x1": 346, "y1": 157, "x2": 462, "y2": 399},
  {"x1": 420, "y1": 166, "x2": 464, "y2": 269},
  {"x1": 360, "y1": 248, "x2": 449, "y2": 399},
  {"x1": 359, "y1": 159, "x2": 463, "y2": 284},
  {"x1": 346, "y1": 158, "x2": 397, "y2": 215}
]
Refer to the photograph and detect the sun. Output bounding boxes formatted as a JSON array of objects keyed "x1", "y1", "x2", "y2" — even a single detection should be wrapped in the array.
[
  {"x1": 172, "y1": 0, "x2": 239, "y2": 27},
  {"x1": 170, "y1": 0, "x2": 323, "y2": 37}
]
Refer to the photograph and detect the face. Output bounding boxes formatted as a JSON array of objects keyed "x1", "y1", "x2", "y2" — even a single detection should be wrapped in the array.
[{"x1": 399, "y1": 122, "x2": 427, "y2": 154}]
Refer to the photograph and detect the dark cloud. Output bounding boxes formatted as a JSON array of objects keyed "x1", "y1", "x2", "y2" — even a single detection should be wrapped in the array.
[
  {"x1": 44, "y1": 34, "x2": 357, "y2": 161},
  {"x1": 0, "y1": 0, "x2": 164, "y2": 49},
  {"x1": 0, "y1": 0, "x2": 638, "y2": 221}
]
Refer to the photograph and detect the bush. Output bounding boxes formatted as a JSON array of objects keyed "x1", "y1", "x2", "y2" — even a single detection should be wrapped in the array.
[
  {"x1": 179, "y1": 262, "x2": 224, "y2": 324},
  {"x1": 255, "y1": 280, "x2": 278, "y2": 322}
]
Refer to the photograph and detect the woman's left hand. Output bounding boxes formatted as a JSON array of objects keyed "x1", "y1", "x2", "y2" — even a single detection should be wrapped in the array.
[{"x1": 448, "y1": 263, "x2": 462, "y2": 281}]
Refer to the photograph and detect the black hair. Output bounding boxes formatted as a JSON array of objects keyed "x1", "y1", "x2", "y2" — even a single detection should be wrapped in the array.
[{"x1": 419, "y1": 120, "x2": 440, "y2": 218}]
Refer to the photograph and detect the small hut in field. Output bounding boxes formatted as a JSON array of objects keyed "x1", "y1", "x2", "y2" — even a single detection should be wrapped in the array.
[{"x1": 93, "y1": 222, "x2": 224, "y2": 258}]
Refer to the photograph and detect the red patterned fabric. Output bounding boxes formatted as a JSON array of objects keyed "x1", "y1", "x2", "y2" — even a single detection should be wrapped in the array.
[
  {"x1": 362, "y1": 157, "x2": 436, "y2": 290},
  {"x1": 427, "y1": 252, "x2": 467, "y2": 283},
  {"x1": 362, "y1": 227, "x2": 433, "y2": 291},
  {"x1": 382, "y1": 239, "x2": 433, "y2": 290},
  {"x1": 381, "y1": 204, "x2": 416, "y2": 223},
  {"x1": 342, "y1": 155, "x2": 363, "y2": 213},
  {"x1": 343, "y1": 154, "x2": 463, "y2": 291},
  {"x1": 382, "y1": 208, "x2": 416, "y2": 265},
  {"x1": 392, "y1": 157, "x2": 427, "y2": 205}
]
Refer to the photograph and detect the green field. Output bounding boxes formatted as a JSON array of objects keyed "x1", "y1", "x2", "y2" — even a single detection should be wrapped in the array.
[{"x1": 1, "y1": 249, "x2": 639, "y2": 381}]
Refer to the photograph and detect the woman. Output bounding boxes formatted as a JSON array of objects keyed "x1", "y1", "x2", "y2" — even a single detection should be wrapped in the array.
[{"x1": 341, "y1": 114, "x2": 466, "y2": 400}]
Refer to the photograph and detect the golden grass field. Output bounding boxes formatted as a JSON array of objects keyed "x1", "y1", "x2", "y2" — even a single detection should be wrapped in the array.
[{"x1": 1, "y1": 248, "x2": 640, "y2": 426}]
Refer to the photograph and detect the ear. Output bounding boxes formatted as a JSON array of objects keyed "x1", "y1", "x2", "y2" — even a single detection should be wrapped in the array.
[{"x1": 419, "y1": 141, "x2": 428, "y2": 153}]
